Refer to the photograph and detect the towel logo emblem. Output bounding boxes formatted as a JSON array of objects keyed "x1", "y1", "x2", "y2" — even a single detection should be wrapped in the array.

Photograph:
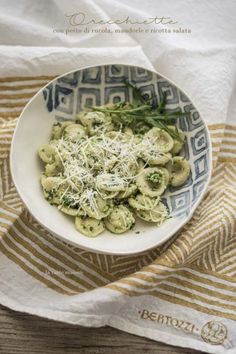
[{"x1": 201, "y1": 321, "x2": 227, "y2": 345}]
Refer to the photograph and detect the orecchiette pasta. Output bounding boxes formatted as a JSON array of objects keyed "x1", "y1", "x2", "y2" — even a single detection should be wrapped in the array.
[
  {"x1": 167, "y1": 156, "x2": 190, "y2": 187},
  {"x1": 136, "y1": 202, "x2": 168, "y2": 224},
  {"x1": 116, "y1": 184, "x2": 138, "y2": 199},
  {"x1": 41, "y1": 175, "x2": 67, "y2": 205},
  {"x1": 140, "y1": 149, "x2": 171, "y2": 165},
  {"x1": 136, "y1": 167, "x2": 168, "y2": 197},
  {"x1": 80, "y1": 191, "x2": 112, "y2": 219},
  {"x1": 63, "y1": 124, "x2": 86, "y2": 143},
  {"x1": 44, "y1": 154, "x2": 62, "y2": 177},
  {"x1": 77, "y1": 111, "x2": 114, "y2": 135},
  {"x1": 167, "y1": 126, "x2": 185, "y2": 155},
  {"x1": 104, "y1": 206, "x2": 135, "y2": 234},
  {"x1": 96, "y1": 173, "x2": 127, "y2": 192},
  {"x1": 38, "y1": 101, "x2": 191, "y2": 237},
  {"x1": 128, "y1": 193, "x2": 160, "y2": 211},
  {"x1": 144, "y1": 128, "x2": 174, "y2": 153},
  {"x1": 38, "y1": 144, "x2": 56, "y2": 164},
  {"x1": 75, "y1": 216, "x2": 105, "y2": 237},
  {"x1": 59, "y1": 206, "x2": 84, "y2": 216},
  {"x1": 51, "y1": 121, "x2": 74, "y2": 140}
]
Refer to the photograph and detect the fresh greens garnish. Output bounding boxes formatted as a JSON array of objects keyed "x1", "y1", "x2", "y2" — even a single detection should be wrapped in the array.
[
  {"x1": 91, "y1": 104, "x2": 151, "y2": 115},
  {"x1": 45, "y1": 189, "x2": 54, "y2": 202},
  {"x1": 91, "y1": 81, "x2": 189, "y2": 142},
  {"x1": 62, "y1": 194, "x2": 80, "y2": 208},
  {"x1": 157, "y1": 92, "x2": 167, "y2": 113},
  {"x1": 124, "y1": 79, "x2": 146, "y2": 104}
]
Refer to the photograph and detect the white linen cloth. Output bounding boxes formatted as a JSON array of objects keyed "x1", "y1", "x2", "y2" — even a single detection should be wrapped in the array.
[{"x1": 0, "y1": 1, "x2": 236, "y2": 354}]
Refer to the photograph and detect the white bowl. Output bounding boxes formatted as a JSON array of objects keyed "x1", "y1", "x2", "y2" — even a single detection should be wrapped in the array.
[{"x1": 10, "y1": 64, "x2": 212, "y2": 255}]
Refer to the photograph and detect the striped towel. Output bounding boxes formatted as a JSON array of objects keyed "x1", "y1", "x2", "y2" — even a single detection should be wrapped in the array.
[{"x1": 0, "y1": 76, "x2": 236, "y2": 354}]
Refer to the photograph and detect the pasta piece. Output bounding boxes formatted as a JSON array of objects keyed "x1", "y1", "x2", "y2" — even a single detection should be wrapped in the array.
[
  {"x1": 104, "y1": 205, "x2": 135, "y2": 234},
  {"x1": 38, "y1": 144, "x2": 56, "y2": 164},
  {"x1": 97, "y1": 189, "x2": 119, "y2": 200},
  {"x1": 128, "y1": 193, "x2": 160, "y2": 210},
  {"x1": 168, "y1": 156, "x2": 190, "y2": 187},
  {"x1": 123, "y1": 127, "x2": 133, "y2": 135},
  {"x1": 172, "y1": 140, "x2": 184, "y2": 155},
  {"x1": 51, "y1": 122, "x2": 62, "y2": 140},
  {"x1": 144, "y1": 128, "x2": 174, "y2": 153},
  {"x1": 112, "y1": 160, "x2": 139, "y2": 179},
  {"x1": 51, "y1": 121, "x2": 74, "y2": 140},
  {"x1": 136, "y1": 167, "x2": 168, "y2": 197},
  {"x1": 63, "y1": 124, "x2": 86, "y2": 143},
  {"x1": 58, "y1": 206, "x2": 80, "y2": 216},
  {"x1": 158, "y1": 167, "x2": 170, "y2": 186},
  {"x1": 45, "y1": 162, "x2": 58, "y2": 176},
  {"x1": 133, "y1": 121, "x2": 150, "y2": 134},
  {"x1": 78, "y1": 111, "x2": 114, "y2": 135},
  {"x1": 140, "y1": 149, "x2": 171, "y2": 165},
  {"x1": 137, "y1": 159, "x2": 145, "y2": 171},
  {"x1": 96, "y1": 173, "x2": 127, "y2": 192},
  {"x1": 105, "y1": 131, "x2": 121, "y2": 140},
  {"x1": 41, "y1": 175, "x2": 64, "y2": 192},
  {"x1": 136, "y1": 202, "x2": 168, "y2": 224},
  {"x1": 116, "y1": 184, "x2": 138, "y2": 199},
  {"x1": 58, "y1": 205, "x2": 86, "y2": 216},
  {"x1": 133, "y1": 134, "x2": 143, "y2": 144},
  {"x1": 105, "y1": 131, "x2": 132, "y2": 143},
  {"x1": 80, "y1": 190, "x2": 112, "y2": 219},
  {"x1": 45, "y1": 155, "x2": 62, "y2": 177},
  {"x1": 41, "y1": 175, "x2": 67, "y2": 205},
  {"x1": 75, "y1": 216, "x2": 105, "y2": 237},
  {"x1": 167, "y1": 126, "x2": 186, "y2": 155},
  {"x1": 83, "y1": 142, "x2": 108, "y2": 171}
]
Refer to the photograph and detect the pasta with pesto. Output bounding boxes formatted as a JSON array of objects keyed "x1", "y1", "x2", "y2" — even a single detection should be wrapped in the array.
[{"x1": 38, "y1": 98, "x2": 190, "y2": 237}]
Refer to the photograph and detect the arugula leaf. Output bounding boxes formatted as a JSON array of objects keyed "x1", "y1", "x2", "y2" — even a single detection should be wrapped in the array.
[
  {"x1": 157, "y1": 91, "x2": 167, "y2": 113},
  {"x1": 155, "y1": 121, "x2": 185, "y2": 142},
  {"x1": 91, "y1": 105, "x2": 151, "y2": 114},
  {"x1": 124, "y1": 79, "x2": 146, "y2": 105},
  {"x1": 128, "y1": 112, "x2": 189, "y2": 119},
  {"x1": 90, "y1": 80, "x2": 188, "y2": 142}
]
